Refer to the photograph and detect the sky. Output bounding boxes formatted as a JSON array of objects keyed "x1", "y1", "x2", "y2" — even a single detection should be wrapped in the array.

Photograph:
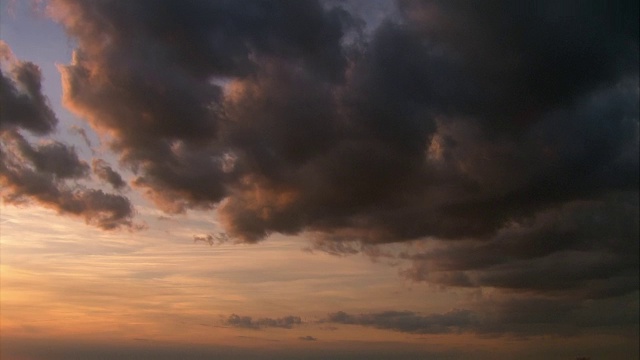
[{"x1": 0, "y1": 0, "x2": 638, "y2": 359}]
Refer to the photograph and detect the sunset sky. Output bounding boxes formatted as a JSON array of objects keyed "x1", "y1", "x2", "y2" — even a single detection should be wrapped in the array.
[{"x1": 1, "y1": 1, "x2": 638, "y2": 359}]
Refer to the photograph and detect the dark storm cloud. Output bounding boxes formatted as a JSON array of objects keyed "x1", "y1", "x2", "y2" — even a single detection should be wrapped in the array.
[
  {"x1": 51, "y1": 0, "x2": 638, "y2": 299},
  {"x1": 92, "y1": 159, "x2": 126, "y2": 189},
  {"x1": 393, "y1": 0, "x2": 639, "y2": 130},
  {"x1": 224, "y1": 314, "x2": 302, "y2": 329},
  {"x1": 0, "y1": 43, "x2": 135, "y2": 230}
]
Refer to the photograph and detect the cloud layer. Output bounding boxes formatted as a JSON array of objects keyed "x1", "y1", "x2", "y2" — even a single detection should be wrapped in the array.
[{"x1": 324, "y1": 292, "x2": 640, "y2": 337}]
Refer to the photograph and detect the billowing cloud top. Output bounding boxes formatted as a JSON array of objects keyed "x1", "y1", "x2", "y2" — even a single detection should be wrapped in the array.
[{"x1": 44, "y1": 0, "x2": 638, "y2": 298}]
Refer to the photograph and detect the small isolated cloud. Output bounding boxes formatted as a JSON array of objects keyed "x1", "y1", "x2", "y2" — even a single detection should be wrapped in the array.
[
  {"x1": 69, "y1": 125, "x2": 93, "y2": 149},
  {"x1": 224, "y1": 314, "x2": 302, "y2": 329},
  {"x1": 193, "y1": 232, "x2": 229, "y2": 246},
  {"x1": 92, "y1": 159, "x2": 127, "y2": 190}
]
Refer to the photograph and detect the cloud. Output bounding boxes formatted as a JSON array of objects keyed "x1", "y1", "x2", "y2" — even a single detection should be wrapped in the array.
[
  {"x1": 0, "y1": 40, "x2": 58, "y2": 135},
  {"x1": 400, "y1": 192, "x2": 639, "y2": 298},
  {"x1": 17, "y1": 137, "x2": 90, "y2": 179},
  {"x1": 224, "y1": 314, "x2": 302, "y2": 329},
  {"x1": 69, "y1": 125, "x2": 93, "y2": 149},
  {"x1": 48, "y1": 0, "x2": 638, "y2": 302},
  {"x1": 325, "y1": 292, "x2": 639, "y2": 337},
  {"x1": 50, "y1": 0, "x2": 639, "y2": 242},
  {"x1": 0, "y1": 43, "x2": 135, "y2": 230},
  {"x1": 298, "y1": 335, "x2": 317, "y2": 341},
  {"x1": 92, "y1": 159, "x2": 126, "y2": 189},
  {"x1": 0, "y1": 136, "x2": 134, "y2": 229},
  {"x1": 193, "y1": 232, "x2": 229, "y2": 246},
  {"x1": 326, "y1": 309, "x2": 473, "y2": 334}
]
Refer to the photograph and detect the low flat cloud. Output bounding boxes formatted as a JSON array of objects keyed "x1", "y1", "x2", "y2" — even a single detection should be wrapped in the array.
[
  {"x1": 298, "y1": 335, "x2": 317, "y2": 341},
  {"x1": 324, "y1": 292, "x2": 639, "y2": 337},
  {"x1": 224, "y1": 314, "x2": 302, "y2": 329},
  {"x1": 326, "y1": 309, "x2": 474, "y2": 335}
]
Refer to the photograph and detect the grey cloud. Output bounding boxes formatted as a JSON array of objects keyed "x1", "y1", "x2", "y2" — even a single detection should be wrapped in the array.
[
  {"x1": 225, "y1": 314, "x2": 302, "y2": 329},
  {"x1": 92, "y1": 159, "x2": 126, "y2": 189}
]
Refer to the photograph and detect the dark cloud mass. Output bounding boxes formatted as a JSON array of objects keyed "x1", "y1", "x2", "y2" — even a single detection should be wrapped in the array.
[
  {"x1": 0, "y1": 42, "x2": 134, "y2": 230},
  {"x1": 51, "y1": 0, "x2": 638, "y2": 300}
]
